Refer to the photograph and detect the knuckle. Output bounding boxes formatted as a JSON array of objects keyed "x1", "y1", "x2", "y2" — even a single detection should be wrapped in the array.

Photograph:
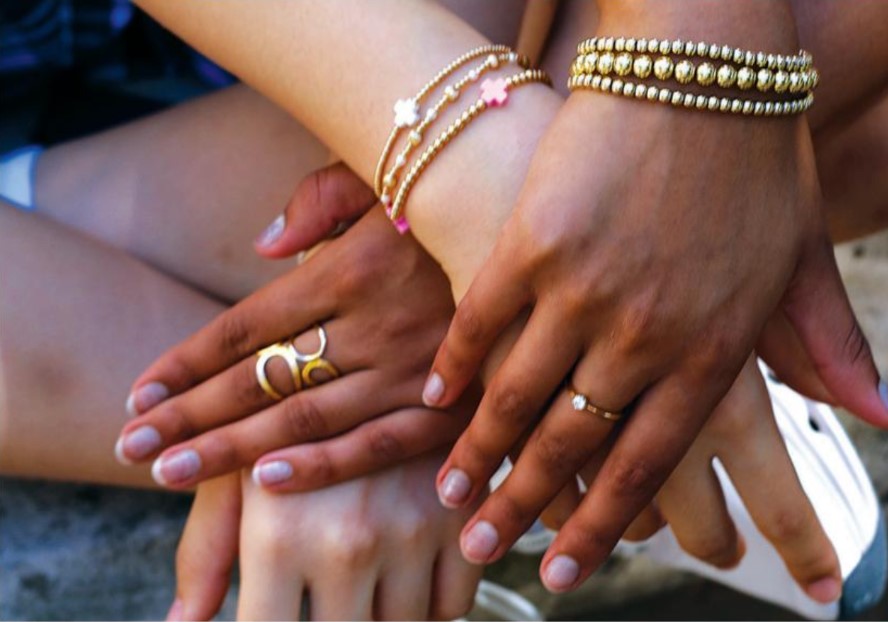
[
  {"x1": 532, "y1": 431, "x2": 584, "y2": 479},
  {"x1": 366, "y1": 427, "x2": 406, "y2": 463},
  {"x1": 617, "y1": 298, "x2": 660, "y2": 354},
  {"x1": 293, "y1": 445, "x2": 337, "y2": 488},
  {"x1": 155, "y1": 400, "x2": 196, "y2": 440},
  {"x1": 488, "y1": 383, "x2": 535, "y2": 429},
  {"x1": 490, "y1": 491, "x2": 533, "y2": 531},
  {"x1": 215, "y1": 312, "x2": 254, "y2": 358},
  {"x1": 604, "y1": 455, "x2": 663, "y2": 502},
  {"x1": 761, "y1": 508, "x2": 810, "y2": 544},
  {"x1": 196, "y1": 434, "x2": 241, "y2": 472},
  {"x1": 452, "y1": 302, "x2": 490, "y2": 348},
  {"x1": 685, "y1": 533, "x2": 741, "y2": 569},
  {"x1": 325, "y1": 525, "x2": 380, "y2": 565},
  {"x1": 280, "y1": 396, "x2": 328, "y2": 442}
]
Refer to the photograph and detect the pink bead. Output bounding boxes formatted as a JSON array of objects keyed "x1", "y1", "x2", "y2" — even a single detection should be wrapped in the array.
[
  {"x1": 394, "y1": 216, "x2": 410, "y2": 234},
  {"x1": 480, "y1": 78, "x2": 509, "y2": 106}
]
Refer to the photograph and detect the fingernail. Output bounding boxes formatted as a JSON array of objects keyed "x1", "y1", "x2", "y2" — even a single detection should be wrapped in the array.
[
  {"x1": 115, "y1": 426, "x2": 162, "y2": 464},
  {"x1": 879, "y1": 378, "x2": 888, "y2": 411},
  {"x1": 439, "y1": 469, "x2": 471, "y2": 508},
  {"x1": 462, "y1": 520, "x2": 499, "y2": 563},
  {"x1": 152, "y1": 449, "x2": 201, "y2": 486},
  {"x1": 126, "y1": 382, "x2": 169, "y2": 417},
  {"x1": 806, "y1": 576, "x2": 842, "y2": 603},
  {"x1": 253, "y1": 460, "x2": 293, "y2": 486},
  {"x1": 165, "y1": 598, "x2": 183, "y2": 622},
  {"x1": 544, "y1": 555, "x2": 580, "y2": 592},
  {"x1": 256, "y1": 214, "x2": 285, "y2": 247},
  {"x1": 423, "y1": 372, "x2": 445, "y2": 406}
]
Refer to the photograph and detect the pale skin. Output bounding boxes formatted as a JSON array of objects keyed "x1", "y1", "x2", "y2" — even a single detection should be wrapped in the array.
[{"x1": 126, "y1": 0, "x2": 888, "y2": 600}]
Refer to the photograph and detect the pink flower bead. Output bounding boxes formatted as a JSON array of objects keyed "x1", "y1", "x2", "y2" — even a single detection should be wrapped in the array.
[
  {"x1": 480, "y1": 78, "x2": 509, "y2": 106},
  {"x1": 393, "y1": 216, "x2": 410, "y2": 234}
]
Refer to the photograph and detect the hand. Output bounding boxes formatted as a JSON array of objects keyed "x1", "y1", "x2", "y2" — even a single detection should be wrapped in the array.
[
  {"x1": 115, "y1": 204, "x2": 477, "y2": 489},
  {"x1": 168, "y1": 454, "x2": 482, "y2": 621},
  {"x1": 423, "y1": 47, "x2": 884, "y2": 591},
  {"x1": 547, "y1": 358, "x2": 841, "y2": 602}
]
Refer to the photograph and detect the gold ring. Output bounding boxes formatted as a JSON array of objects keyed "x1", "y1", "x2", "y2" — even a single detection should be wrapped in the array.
[
  {"x1": 256, "y1": 343, "x2": 302, "y2": 401},
  {"x1": 567, "y1": 386, "x2": 622, "y2": 422},
  {"x1": 301, "y1": 358, "x2": 341, "y2": 387},
  {"x1": 291, "y1": 325, "x2": 329, "y2": 363}
]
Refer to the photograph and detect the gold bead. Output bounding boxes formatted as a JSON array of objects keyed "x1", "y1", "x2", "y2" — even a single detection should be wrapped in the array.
[
  {"x1": 675, "y1": 59, "x2": 695, "y2": 84},
  {"x1": 731, "y1": 99, "x2": 742, "y2": 113},
  {"x1": 648, "y1": 39, "x2": 660, "y2": 54},
  {"x1": 716, "y1": 64, "x2": 737, "y2": 88},
  {"x1": 582, "y1": 74, "x2": 593, "y2": 87},
  {"x1": 670, "y1": 91, "x2": 682, "y2": 105},
  {"x1": 653, "y1": 56, "x2": 674, "y2": 80},
  {"x1": 583, "y1": 52, "x2": 599, "y2": 73},
  {"x1": 591, "y1": 75, "x2": 602, "y2": 88},
  {"x1": 625, "y1": 38, "x2": 637, "y2": 53},
  {"x1": 611, "y1": 78, "x2": 624, "y2": 93},
  {"x1": 753, "y1": 101, "x2": 764, "y2": 115},
  {"x1": 635, "y1": 84, "x2": 647, "y2": 99},
  {"x1": 756, "y1": 52, "x2": 767, "y2": 67},
  {"x1": 773, "y1": 70, "x2": 789, "y2": 93},
  {"x1": 684, "y1": 41, "x2": 696, "y2": 55},
  {"x1": 756, "y1": 68, "x2": 775, "y2": 92},
  {"x1": 720, "y1": 45, "x2": 733, "y2": 61},
  {"x1": 707, "y1": 96, "x2": 719, "y2": 110},
  {"x1": 810, "y1": 69, "x2": 820, "y2": 89},
  {"x1": 615, "y1": 37, "x2": 626, "y2": 52},
  {"x1": 766, "y1": 54, "x2": 777, "y2": 70},
  {"x1": 764, "y1": 101, "x2": 775, "y2": 115},
  {"x1": 684, "y1": 93, "x2": 696, "y2": 108},
  {"x1": 671, "y1": 40, "x2": 684, "y2": 55},
  {"x1": 788, "y1": 72, "x2": 802, "y2": 93},
  {"x1": 596, "y1": 39, "x2": 606, "y2": 51},
  {"x1": 632, "y1": 55, "x2": 653, "y2": 79},
  {"x1": 695, "y1": 94, "x2": 707, "y2": 109},
  {"x1": 658, "y1": 88, "x2": 671, "y2": 103},
  {"x1": 659, "y1": 40, "x2": 671, "y2": 55},
  {"x1": 742, "y1": 100, "x2": 754, "y2": 114},
  {"x1": 614, "y1": 52, "x2": 633, "y2": 76},
  {"x1": 719, "y1": 97, "x2": 731, "y2": 112},
  {"x1": 696, "y1": 62, "x2": 716, "y2": 86},
  {"x1": 597, "y1": 52, "x2": 615, "y2": 75},
  {"x1": 647, "y1": 86, "x2": 659, "y2": 101},
  {"x1": 621, "y1": 81, "x2": 633, "y2": 96},
  {"x1": 732, "y1": 49, "x2": 745, "y2": 64},
  {"x1": 744, "y1": 51, "x2": 755, "y2": 66},
  {"x1": 603, "y1": 37, "x2": 615, "y2": 51},
  {"x1": 600, "y1": 76, "x2": 612, "y2": 90},
  {"x1": 696, "y1": 42, "x2": 708, "y2": 56},
  {"x1": 737, "y1": 66, "x2": 756, "y2": 90}
]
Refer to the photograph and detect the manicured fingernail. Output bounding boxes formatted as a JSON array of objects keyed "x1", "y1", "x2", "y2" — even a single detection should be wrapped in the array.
[
  {"x1": 879, "y1": 378, "x2": 888, "y2": 411},
  {"x1": 439, "y1": 469, "x2": 471, "y2": 508},
  {"x1": 165, "y1": 598, "x2": 183, "y2": 622},
  {"x1": 256, "y1": 214, "x2": 285, "y2": 247},
  {"x1": 423, "y1": 372, "x2": 445, "y2": 406},
  {"x1": 152, "y1": 449, "x2": 201, "y2": 486},
  {"x1": 253, "y1": 460, "x2": 293, "y2": 486},
  {"x1": 115, "y1": 426, "x2": 162, "y2": 464},
  {"x1": 462, "y1": 520, "x2": 499, "y2": 563},
  {"x1": 544, "y1": 555, "x2": 580, "y2": 592},
  {"x1": 126, "y1": 382, "x2": 169, "y2": 417},
  {"x1": 806, "y1": 576, "x2": 842, "y2": 603}
]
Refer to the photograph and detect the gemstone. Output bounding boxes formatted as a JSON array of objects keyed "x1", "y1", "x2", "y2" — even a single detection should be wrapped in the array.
[
  {"x1": 571, "y1": 394, "x2": 588, "y2": 411},
  {"x1": 393, "y1": 98, "x2": 420, "y2": 128}
]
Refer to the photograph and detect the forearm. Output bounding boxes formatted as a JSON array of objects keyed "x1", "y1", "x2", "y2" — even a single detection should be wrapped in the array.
[{"x1": 133, "y1": 0, "x2": 561, "y2": 294}]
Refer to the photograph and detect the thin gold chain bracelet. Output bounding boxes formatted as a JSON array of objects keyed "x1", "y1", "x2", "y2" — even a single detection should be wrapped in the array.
[
  {"x1": 388, "y1": 68, "x2": 551, "y2": 230},
  {"x1": 373, "y1": 44, "x2": 513, "y2": 198}
]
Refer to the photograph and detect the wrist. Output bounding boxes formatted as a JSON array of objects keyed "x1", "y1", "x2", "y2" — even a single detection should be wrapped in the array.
[{"x1": 596, "y1": 0, "x2": 800, "y2": 54}]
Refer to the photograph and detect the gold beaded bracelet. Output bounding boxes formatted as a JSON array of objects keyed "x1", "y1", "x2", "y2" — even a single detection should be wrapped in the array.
[
  {"x1": 570, "y1": 47, "x2": 818, "y2": 94},
  {"x1": 388, "y1": 68, "x2": 551, "y2": 229},
  {"x1": 374, "y1": 44, "x2": 513, "y2": 198},
  {"x1": 378, "y1": 50, "x2": 524, "y2": 208},
  {"x1": 568, "y1": 73, "x2": 814, "y2": 117}
]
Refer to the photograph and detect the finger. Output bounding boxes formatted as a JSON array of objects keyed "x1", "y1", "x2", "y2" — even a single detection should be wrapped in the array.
[
  {"x1": 436, "y1": 306, "x2": 580, "y2": 509},
  {"x1": 540, "y1": 480, "x2": 582, "y2": 531},
  {"x1": 255, "y1": 162, "x2": 377, "y2": 258},
  {"x1": 171, "y1": 475, "x2": 241, "y2": 621},
  {"x1": 622, "y1": 505, "x2": 666, "y2": 542},
  {"x1": 757, "y1": 310, "x2": 835, "y2": 404},
  {"x1": 117, "y1": 321, "x2": 366, "y2": 463},
  {"x1": 237, "y1": 541, "x2": 305, "y2": 620},
  {"x1": 457, "y1": 388, "x2": 617, "y2": 565},
  {"x1": 717, "y1": 364, "x2": 842, "y2": 603},
  {"x1": 376, "y1": 559, "x2": 434, "y2": 620},
  {"x1": 128, "y1": 261, "x2": 336, "y2": 410},
  {"x1": 540, "y1": 369, "x2": 732, "y2": 593},
  {"x1": 430, "y1": 542, "x2": 483, "y2": 621},
  {"x1": 655, "y1": 444, "x2": 744, "y2": 569},
  {"x1": 149, "y1": 371, "x2": 392, "y2": 488},
  {"x1": 253, "y1": 405, "x2": 468, "y2": 492},
  {"x1": 782, "y1": 233, "x2": 888, "y2": 426},
  {"x1": 423, "y1": 241, "x2": 533, "y2": 408},
  {"x1": 307, "y1": 570, "x2": 377, "y2": 621}
]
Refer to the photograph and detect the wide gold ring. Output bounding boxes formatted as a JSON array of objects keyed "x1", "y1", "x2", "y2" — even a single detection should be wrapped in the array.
[
  {"x1": 567, "y1": 386, "x2": 622, "y2": 422},
  {"x1": 256, "y1": 343, "x2": 302, "y2": 401}
]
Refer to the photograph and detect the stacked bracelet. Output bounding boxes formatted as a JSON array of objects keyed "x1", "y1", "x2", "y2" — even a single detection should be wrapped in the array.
[
  {"x1": 374, "y1": 44, "x2": 513, "y2": 198},
  {"x1": 568, "y1": 36, "x2": 818, "y2": 116},
  {"x1": 388, "y1": 68, "x2": 551, "y2": 227},
  {"x1": 378, "y1": 50, "x2": 524, "y2": 208}
]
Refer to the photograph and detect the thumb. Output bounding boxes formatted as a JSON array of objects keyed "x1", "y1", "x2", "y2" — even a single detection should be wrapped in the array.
[
  {"x1": 254, "y1": 162, "x2": 376, "y2": 259},
  {"x1": 781, "y1": 233, "x2": 888, "y2": 427},
  {"x1": 168, "y1": 474, "x2": 242, "y2": 621}
]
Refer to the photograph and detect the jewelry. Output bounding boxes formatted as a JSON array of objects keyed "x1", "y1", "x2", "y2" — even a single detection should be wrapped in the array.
[
  {"x1": 374, "y1": 44, "x2": 513, "y2": 199},
  {"x1": 568, "y1": 73, "x2": 814, "y2": 116},
  {"x1": 291, "y1": 325, "x2": 341, "y2": 385},
  {"x1": 377, "y1": 50, "x2": 523, "y2": 210},
  {"x1": 387, "y1": 68, "x2": 551, "y2": 226},
  {"x1": 567, "y1": 387, "x2": 622, "y2": 422},
  {"x1": 255, "y1": 326, "x2": 340, "y2": 399},
  {"x1": 256, "y1": 343, "x2": 302, "y2": 401}
]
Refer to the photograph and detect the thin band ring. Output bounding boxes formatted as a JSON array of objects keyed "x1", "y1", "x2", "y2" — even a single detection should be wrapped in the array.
[
  {"x1": 567, "y1": 386, "x2": 623, "y2": 422},
  {"x1": 301, "y1": 358, "x2": 341, "y2": 387},
  {"x1": 256, "y1": 343, "x2": 302, "y2": 401},
  {"x1": 292, "y1": 325, "x2": 329, "y2": 363}
]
